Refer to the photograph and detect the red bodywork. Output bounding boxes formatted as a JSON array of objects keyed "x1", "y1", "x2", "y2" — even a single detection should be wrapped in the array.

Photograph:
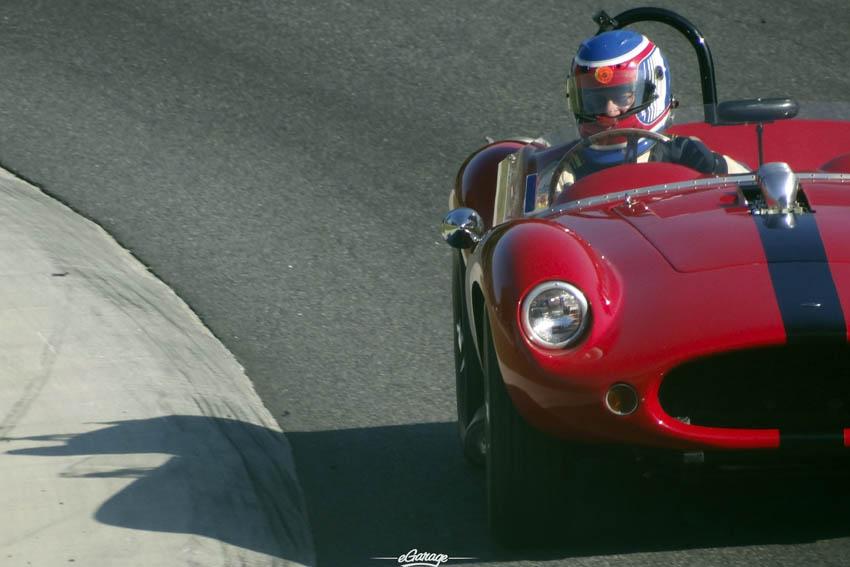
[{"x1": 456, "y1": 119, "x2": 850, "y2": 451}]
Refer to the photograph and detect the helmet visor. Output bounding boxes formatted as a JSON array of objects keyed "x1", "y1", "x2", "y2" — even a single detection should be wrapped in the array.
[{"x1": 576, "y1": 83, "x2": 644, "y2": 117}]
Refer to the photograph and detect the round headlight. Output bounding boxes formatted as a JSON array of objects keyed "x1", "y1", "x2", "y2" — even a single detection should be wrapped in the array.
[{"x1": 521, "y1": 281, "x2": 589, "y2": 348}]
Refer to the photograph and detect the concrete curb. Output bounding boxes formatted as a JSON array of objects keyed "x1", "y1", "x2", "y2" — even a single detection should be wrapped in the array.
[{"x1": 0, "y1": 169, "x2": 315, "y2": 566}]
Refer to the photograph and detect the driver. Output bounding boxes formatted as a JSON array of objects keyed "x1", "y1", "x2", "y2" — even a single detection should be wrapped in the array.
[{"x1": 558, "y1": 29, "x2": 748, "y2": 187}]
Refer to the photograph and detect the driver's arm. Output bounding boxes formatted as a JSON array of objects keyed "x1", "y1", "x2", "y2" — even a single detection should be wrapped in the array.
[{"x1": 650, "y1": 136, "x2": 747, "y2": 174}]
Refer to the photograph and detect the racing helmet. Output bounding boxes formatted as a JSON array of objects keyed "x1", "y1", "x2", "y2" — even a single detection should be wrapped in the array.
[{"x1": 567, "y1": 30, "x2": 673, "y2": 164}]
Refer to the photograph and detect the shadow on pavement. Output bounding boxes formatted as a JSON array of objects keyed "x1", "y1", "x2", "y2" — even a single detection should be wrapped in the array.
[
  {"x1": 288, "y1": 421, "x2": 850, "y2": 566},
  {"x1": 5, "y1": 416, "x2": 314, "y2": 565},
  {"x1": 10, "y1": 417, "x2": 850, "y2": 566}
]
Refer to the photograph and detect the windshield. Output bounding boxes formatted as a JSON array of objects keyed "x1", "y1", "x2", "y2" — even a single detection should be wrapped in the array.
[{"x1": 490, "y1": 102, "x2": 850, "y2": 225}]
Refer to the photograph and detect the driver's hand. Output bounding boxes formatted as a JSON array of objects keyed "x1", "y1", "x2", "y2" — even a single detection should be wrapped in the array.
[{"x1": 656, "y1": 136, "x2": 728, "y2": 174}]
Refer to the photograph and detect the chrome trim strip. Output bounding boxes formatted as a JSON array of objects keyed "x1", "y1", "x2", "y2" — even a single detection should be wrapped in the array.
[
  {"x1": 798, "y1": 172, "x2": 850, "y2": 181},
  {"x1": 536, "y1": 172, "x2": 850, "y2": 216}
]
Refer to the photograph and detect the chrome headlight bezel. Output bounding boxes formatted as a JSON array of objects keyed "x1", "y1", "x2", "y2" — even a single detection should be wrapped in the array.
[{"x1": 521, "y1": 281, "x2": 590, "y2": 349}]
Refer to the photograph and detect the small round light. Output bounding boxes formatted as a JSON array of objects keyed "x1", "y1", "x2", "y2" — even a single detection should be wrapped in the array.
[
  {"x1": 605, "y1": 383, "x2": 639, "y2": 416},
  {"x1": 595, "y1": 66, "x2": 614, "y2": 84},
  {"x1": 521, "y1": 281, "x2": 589, "y2": 348}
]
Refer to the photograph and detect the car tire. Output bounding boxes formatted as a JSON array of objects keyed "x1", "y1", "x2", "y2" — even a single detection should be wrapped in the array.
[
  {"x1": 452, "y1": 250, "x2": 485, "y2": 466},
  {"x1": 483, "y1": 314, "x2": 569, "y2": 546}
]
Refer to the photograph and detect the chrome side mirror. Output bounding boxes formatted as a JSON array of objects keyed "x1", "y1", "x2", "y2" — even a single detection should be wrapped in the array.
[{"x1": 441, "y1": 207, "x2": 485, "y2": 249}]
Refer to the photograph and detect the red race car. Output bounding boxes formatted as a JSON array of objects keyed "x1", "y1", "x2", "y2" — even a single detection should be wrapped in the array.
[{"x1": 442, "y1": 7, "x2": 850, "y2": 544}]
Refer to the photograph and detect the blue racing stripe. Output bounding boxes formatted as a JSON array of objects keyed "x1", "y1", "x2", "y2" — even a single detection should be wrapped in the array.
[
  {"x1": 754, "y1": 214, "x2": 846, "y2": 343},
  {"x1": 779, "y1": 430, "x2": 844, "y2": 447}
]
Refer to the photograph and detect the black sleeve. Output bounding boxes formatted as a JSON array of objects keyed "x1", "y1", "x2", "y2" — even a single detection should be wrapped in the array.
[{"x1": 650, "y1": 136, "x2": 728, "y2": 174}]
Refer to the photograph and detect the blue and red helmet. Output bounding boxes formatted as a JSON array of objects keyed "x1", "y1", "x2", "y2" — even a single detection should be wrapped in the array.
[{"x1": 567, "y1": 30, "x2": 673, "y2": 162}]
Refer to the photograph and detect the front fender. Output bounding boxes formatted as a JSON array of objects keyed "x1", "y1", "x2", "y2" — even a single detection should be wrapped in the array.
[{"x1": 470, "y1": 219, "x2": 623, "y2": 374}]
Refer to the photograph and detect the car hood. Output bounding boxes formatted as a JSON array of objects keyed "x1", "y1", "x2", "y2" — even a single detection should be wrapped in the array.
[{"x1": 609, "y1": 179, "x2": 850, "y2": 273}]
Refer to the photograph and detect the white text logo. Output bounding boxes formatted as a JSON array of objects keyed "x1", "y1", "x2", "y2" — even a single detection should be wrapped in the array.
[{"x1": 373, "y1": 548, "x2": 475, "y2": 567}]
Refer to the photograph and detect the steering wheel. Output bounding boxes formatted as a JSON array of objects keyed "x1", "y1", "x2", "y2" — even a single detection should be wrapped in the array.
[{"x1": 549, "y1": 128, "x2": 673, "y2": 196}]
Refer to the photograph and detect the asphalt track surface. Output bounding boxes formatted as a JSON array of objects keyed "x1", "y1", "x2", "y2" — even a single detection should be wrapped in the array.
[{"x1": 1, "y1": 1, "x2": 850, "y2": 566}]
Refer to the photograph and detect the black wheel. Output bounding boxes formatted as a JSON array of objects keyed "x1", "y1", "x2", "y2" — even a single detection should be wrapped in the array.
[
  {"x1": 452, "y1": 250, "x2": 486, "y2": 465},
  {"x1": 483, "y1": 314, "x2": 569, "y2": 545}
]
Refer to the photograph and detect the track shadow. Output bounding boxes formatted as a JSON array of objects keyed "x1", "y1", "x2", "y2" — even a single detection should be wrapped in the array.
[
  {"x1": 10, "y1": 418, "x2": 850, "y2": 566},
  {"x1": 5, "y1": 415, "x2": 314, "y2": 565},
  {"x1": 288, "y1": 422, "x2": 850, "y2": 566}
]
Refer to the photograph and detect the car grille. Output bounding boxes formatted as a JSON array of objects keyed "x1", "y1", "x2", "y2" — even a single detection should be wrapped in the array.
[{"x1": 658, "y1": 345, "x2": 850, "y2": 429}]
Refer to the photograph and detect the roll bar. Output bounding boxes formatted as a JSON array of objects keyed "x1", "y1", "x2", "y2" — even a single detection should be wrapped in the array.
[{"x1": 594, "y1": 8, "x2": 719, "y2": 124}]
